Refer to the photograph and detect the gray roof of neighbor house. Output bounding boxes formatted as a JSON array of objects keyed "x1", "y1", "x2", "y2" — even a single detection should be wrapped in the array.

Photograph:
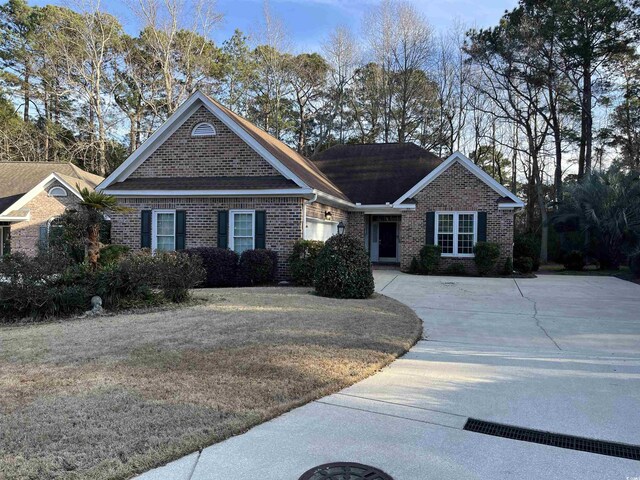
[
  {"x1": 312, "y1": 143, "x2": 443, "y2": 205},
  {"x1": 0, "y1": 162, "x2": 103, "y2": 214}
]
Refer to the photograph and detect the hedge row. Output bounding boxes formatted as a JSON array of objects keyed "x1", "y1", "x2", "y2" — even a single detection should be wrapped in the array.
[
  {"x1": 184, "y1": 248, "x2": 278, "y2": 287},
  {"x1": 0, "y1": 250, "x2": 204, "y2": 321}
]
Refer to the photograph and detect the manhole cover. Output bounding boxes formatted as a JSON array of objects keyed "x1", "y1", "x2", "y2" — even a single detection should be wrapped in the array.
[{"x1": 298, "y1": 462, "x2": 394, "y2": 480}]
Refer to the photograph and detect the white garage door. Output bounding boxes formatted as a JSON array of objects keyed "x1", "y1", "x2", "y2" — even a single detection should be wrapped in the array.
[{"x1": 305, "y1": 218, "x2": 337, "y2": 242}]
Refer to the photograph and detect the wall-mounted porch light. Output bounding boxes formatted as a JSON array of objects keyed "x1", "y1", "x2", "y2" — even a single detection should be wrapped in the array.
[
  {"x1": 337, "y1": 221, "x2": 346, "y2": 235},
  {"x1": 324, "y1": 210, "x2": 333, "y2": 221}
]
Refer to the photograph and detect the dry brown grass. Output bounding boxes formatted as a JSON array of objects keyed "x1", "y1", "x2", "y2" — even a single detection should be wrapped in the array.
[{"x1": 0, "y1": 288, "x2": 421, "y2": 480}]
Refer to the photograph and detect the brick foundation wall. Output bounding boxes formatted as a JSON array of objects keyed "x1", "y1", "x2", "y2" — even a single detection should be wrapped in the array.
[
  {"x1": 130, "y1": 106, "x2": 283, "y2": 179},
  {"x1": 400, "y1": 162, "x2": 515, "y2": 275},
  {"x1": 110, "y1": 197, "x2": 304, "y2": 279},
  {"x1": 10, "y1": 181, "x2": 80, "y2": 256}
]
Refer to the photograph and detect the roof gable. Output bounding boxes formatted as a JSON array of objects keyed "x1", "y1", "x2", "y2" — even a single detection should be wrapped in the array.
[
  {"x1": 393, "y1": 152, "x2": 524, "y2": 207},
  {"x1": 98, "y1": 91, "x2": 349, "y2": 201}
]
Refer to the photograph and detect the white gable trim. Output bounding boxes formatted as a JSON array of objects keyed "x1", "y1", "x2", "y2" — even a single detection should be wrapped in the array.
[
  {"x1": 97, "y1": 91, "x2": 309, "y2": 192},
  {"x1": 393, "y1": 152, "x2": 524, "y2": 208},
  {"x1": 0, "y1": 173, "x2": 82, "y2": 217}
]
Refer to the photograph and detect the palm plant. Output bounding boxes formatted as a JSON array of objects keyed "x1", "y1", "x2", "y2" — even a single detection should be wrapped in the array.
[
  {"x1": 78, "y1": 187, "x2": 127, "y2": 270},
  {"x1": 555, "y1": 170, "x2": 640, "y2": 268}
]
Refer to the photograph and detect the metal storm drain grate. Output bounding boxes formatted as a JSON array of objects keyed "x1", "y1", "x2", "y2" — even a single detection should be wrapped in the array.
[
  {"x1": 464, "y1": 418, "x2": 640, "y2": 461},
  {"x1": 298, "y1": 462, "x2": 394, "y2": 480}
]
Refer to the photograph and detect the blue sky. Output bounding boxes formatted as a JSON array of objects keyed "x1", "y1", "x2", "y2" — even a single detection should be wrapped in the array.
[{"x1": 30, "y1": 0, "x2": 517, "y2": 52}]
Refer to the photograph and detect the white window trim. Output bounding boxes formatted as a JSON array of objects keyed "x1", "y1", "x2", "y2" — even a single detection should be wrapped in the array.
[
  {"x1": 229, "y1": 209, "x2": 255, "y2": 253},
  {"x1": 191, "y1": 122, "x2": 216, "y2": 137},
  {"x1": 48, "y1": 186, "x2": 68, "y2": 197},
  {"x1": 152, "y1": 209, "x2": 176, "y2": 252},
  {"x1": 435, "y1": 211, "x2": 478, "y2": 258}
]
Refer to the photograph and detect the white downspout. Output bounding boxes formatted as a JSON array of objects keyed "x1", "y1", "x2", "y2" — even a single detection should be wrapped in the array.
[{"x1": 303, "y1": 193, "x2": 318, "y2": 240}]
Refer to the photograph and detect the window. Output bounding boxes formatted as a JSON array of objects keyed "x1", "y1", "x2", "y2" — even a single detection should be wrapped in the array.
[
  {"x1": 153, "y1": 210, "x2": 176, "y2": 252},
  {"x1": 229, "y1": 210, "x2": 254, "y2": 254},
  {"x1": 191, "y1": 122, "x2": 216, "y2": 137},
  {"x1": 435, "y1": 212, "x2": 477, "y2": 257},
  {"x1": 48, "y1": 186, "x2": 67, "y2": 197}
]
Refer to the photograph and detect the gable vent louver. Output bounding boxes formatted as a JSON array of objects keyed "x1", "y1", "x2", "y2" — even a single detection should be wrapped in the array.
[{"x1": 191, "y1": 122, "x2": 216, "y2": 137}]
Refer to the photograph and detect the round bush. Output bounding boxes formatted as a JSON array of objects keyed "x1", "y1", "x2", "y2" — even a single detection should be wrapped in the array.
[
  {"x1": 563, "y1": 250, "x2": 585, "y2": 271},
  {"x1": 418, "y1": 244, "x2": 441, "y2": 274},
  {"x1": 288, "y1": 240, "x2": 325, "y2": 286},
  {"x1": 514, "y1": 234, "x2": 540, "y2": 271},
  {"x1": 514, "y1": 256, "x2": 533, "y2": 274},
  {"x1": 473, "y1": 241, "x2": 501, "y2": 276},
  {"x1": 314, "y1": 234, "x2": 374, "y2": 299},
  {"x1": 238, "y1": 249, "x2": 278, "y2": 286}
]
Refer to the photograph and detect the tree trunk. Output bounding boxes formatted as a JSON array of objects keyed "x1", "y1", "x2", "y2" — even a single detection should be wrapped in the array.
[
  {"x1": 86, "y1": 222, "x2": 101, "y2": 270},
  {"x1": 578, "y1": 60, "x2": 592, "y2": 178},
  {"x1": 23, "y1": 64, "x2": 30, "y2": 122}
]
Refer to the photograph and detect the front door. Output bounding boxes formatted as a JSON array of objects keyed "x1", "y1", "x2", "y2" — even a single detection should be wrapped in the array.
[{"x1": 378, "y1": 222, "x2": 397, "y2": 260}]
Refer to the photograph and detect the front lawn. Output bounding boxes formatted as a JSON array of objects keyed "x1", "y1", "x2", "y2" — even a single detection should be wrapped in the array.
[{"x1": 0, "y1": 288, "x2": 421, "y2": 480}]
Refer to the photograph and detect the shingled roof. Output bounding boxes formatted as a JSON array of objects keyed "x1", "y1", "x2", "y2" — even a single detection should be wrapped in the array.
[
  {"x1": 0, "y1": 162, "x2": 103, "y2": 214},
  {"x1": 312, "y1": 143, "x2": 443, "y2": 205}
]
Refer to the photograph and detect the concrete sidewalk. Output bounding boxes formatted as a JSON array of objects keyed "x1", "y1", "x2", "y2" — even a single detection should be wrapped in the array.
[{"x1": 137, "y1": 272, "x2": 640, "y2": 480}]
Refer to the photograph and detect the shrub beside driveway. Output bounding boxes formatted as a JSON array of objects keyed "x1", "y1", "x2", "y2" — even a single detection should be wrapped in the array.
[{"x1": 0, "y1": 287, "x2": 421, "y2": 480}]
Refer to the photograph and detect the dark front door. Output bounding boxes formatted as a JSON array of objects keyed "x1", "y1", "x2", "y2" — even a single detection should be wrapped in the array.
[{"x1": 378, "y1": 222, "x2": 397, "y2": 259}]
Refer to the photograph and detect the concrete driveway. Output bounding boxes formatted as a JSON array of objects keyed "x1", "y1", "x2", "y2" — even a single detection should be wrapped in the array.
[{"x1": 138, "y1": 272, "x2": 640, "y2": 480}]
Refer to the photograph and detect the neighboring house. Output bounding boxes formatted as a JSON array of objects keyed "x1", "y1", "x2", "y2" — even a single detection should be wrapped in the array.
[
  {"x1": 0, "y1": 163, "x2": 104, "y2": 256},
  {"x1": 98, "y1": 91, "x2": 523, "y2": 277}
]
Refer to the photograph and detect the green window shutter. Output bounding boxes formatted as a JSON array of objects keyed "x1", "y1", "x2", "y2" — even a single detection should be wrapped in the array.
[
  {"x1": 141, "y1": 210, "x2": 152, "y2": 248},
  {"x1": 2, "y1": 227, "x2": 10, "y2": 255},
  {"x1": 477, "y1": 212, "x2": 487, "y2": 242},
  {"x1": 175, "y1": 210, "x2": 186, "y2": 250},
  {"x1": 425, "y1": 212, "x2": 435, "y2": 245},
  {"x1": 217, "y1": 210, "x2": 229, "y2": 248},
  {"x1": 255, "y1": 211, "x2": 266, "y2": 249},
  {"x1": 39, "y1": 225, "x2": 48, "y2": 249}
]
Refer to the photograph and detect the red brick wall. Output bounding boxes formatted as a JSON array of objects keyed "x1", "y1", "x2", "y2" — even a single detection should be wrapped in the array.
[
  {"x1": 130, "y1": 106, "x2": 283, "y2": 179},
  {"x1": 400, "y1": 161, "x2": 515, "y2": 274},
  {"x1": 10, "y1": 181, "x2": 80, "y2": 256},
  {"x1": 110, "y1": 197, "x2": 304, "y2": 279}
]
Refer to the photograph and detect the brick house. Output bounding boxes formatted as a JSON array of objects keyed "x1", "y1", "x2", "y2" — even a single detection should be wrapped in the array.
[
  {"x1": 98, "y1": 91, "x2": 523, "y2": 277},
  {"x1": 0, "y1": 163, "x2": 104, "y2": 256}
]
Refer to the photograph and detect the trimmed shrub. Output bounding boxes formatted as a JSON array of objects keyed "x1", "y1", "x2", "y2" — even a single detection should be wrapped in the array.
[
  {"x1": 503, "y1": 256, "x2": 514, "y2": 275},
  {"x1": 514, "y1": 256, "x2": 533, "y2": 274},
  {"x1": 155, "y1": 251, "x2": 205, "y2": 302},
  {"x1": 629, "y1": 252, "x2": 640, "y2": 278},
  {"x1": 314, "y1": 234, "x2": 374, "y2": 299},
  {"x1": 98, "y1": 245, "x2": 130, "y2": 266},
  {"x1": 514, "y1": 234, "x2": 540, "y2": 271},
  {"x1": 288, "y1": 240, "x2": 325, "y2": 286},
  {"x1": 444, "y1": 262, "x2": 466, "y2": 275},
  {"x1": 563, "y1": 250, "x2": 585, "y2": 271},
  {"x1": 418, "y1": 244, "x2": 441, "y2": 274},
  {"x1": 473, "y1": 242, "x2": 501, "y2": 276},
  {"x1": 186, "y1": 247, "x2": 239, "y2": 287},
  {"x1": 238, "y1": 249, "x2": 278, "y2": 286}
]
